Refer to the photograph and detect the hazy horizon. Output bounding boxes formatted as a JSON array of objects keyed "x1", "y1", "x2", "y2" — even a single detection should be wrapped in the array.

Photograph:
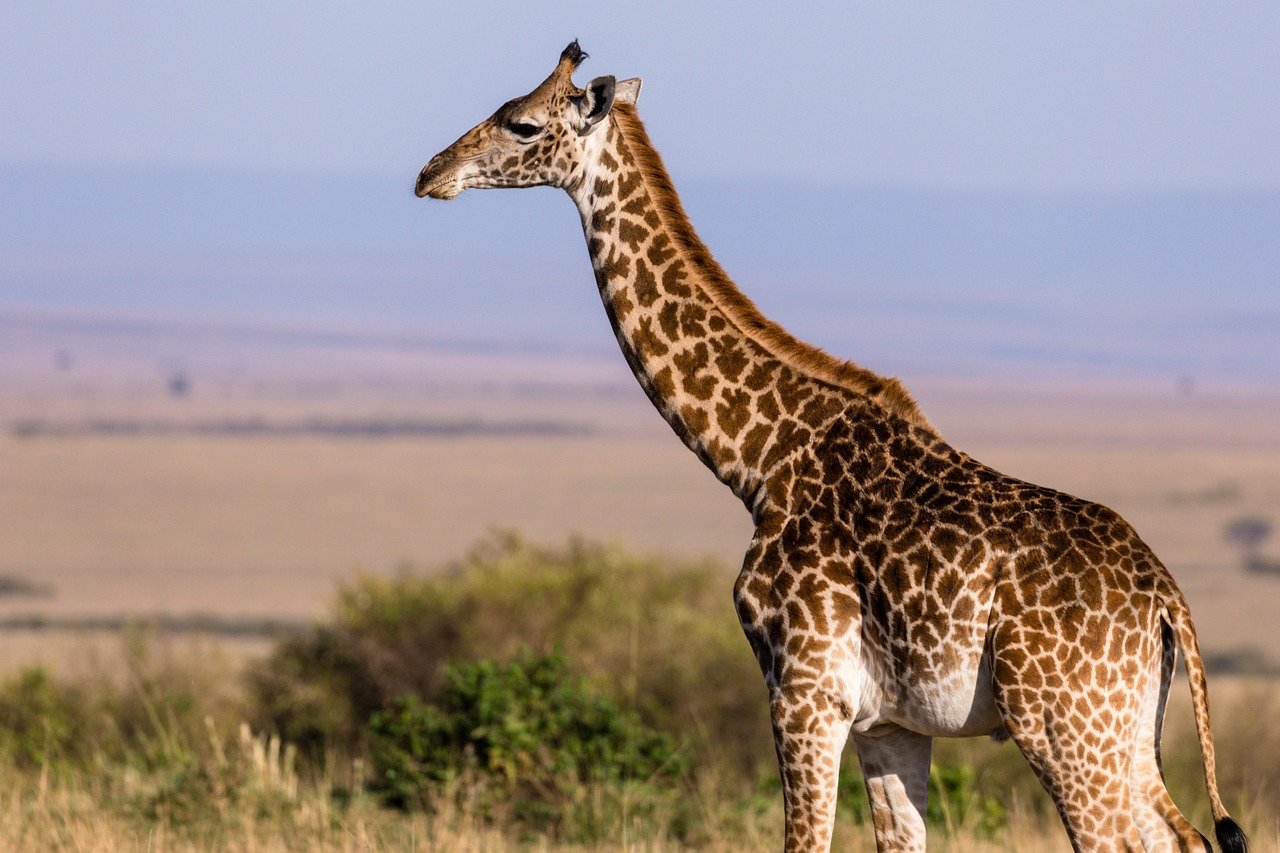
[
  {"x1": 3, "y1": 4, "x2": 1278, "y2": 394},
  {"x1": 3, "y1": 160, "x2": 1277, "y2": 391}
]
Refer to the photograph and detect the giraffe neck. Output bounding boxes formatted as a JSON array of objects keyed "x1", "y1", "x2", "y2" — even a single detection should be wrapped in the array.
[{"x1": 566, "y1": 104, "x2": 930, "y2": 513}]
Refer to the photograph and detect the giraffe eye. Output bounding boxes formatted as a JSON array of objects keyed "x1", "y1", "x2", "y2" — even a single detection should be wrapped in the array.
[{"x1": 507, "y1": 121, "x2": 542, "y2": 140}]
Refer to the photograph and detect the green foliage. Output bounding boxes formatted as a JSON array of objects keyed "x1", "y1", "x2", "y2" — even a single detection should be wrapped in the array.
[
  {"x1": 926, "y1": 762, "x2": 1007, "y2": 837},
  {"x1": 0, "y1": 667, "x2": 91, "y2": 767},
  {"x1": 367, "y1": 652, "x2": 686, "y2": 827},
  {"x1": 248, "y1": 533, "x2": 770, "y2": 769},
  {"x1": 246, "y1": 623, "x2": 375, "y2": 756}
]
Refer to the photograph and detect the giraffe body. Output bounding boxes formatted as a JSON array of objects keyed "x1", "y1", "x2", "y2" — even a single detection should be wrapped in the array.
[{"x1": 415, "y1": 43, "x2": 1248, "y2": 853}]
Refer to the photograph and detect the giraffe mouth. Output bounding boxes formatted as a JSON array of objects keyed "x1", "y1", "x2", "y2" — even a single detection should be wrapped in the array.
[
  {"x1": 415, "y1": 160, "x2": 465, "y2": 199},
  {"x1": 417, "y1": 149, "x2": 488, "y2": 199},
  {"x1": 414, "y1": 172, "x2": 462, "y2": 200},
  {"x1": 418, "y1": 179, "x2": 462, "y2": 200}
]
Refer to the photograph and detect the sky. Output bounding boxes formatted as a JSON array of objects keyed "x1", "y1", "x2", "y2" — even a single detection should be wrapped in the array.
[
  {"x1": 1, "y1": 3, "x2": 1277, "y2": 387},
  {"x1": 3, "y1": 2, "x2": 1280, "y2": 190}
]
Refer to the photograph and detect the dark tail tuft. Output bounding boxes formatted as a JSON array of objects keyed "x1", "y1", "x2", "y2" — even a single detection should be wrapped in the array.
[{"x1": 1215, "y1": 816, "x2": 1249, "y2": 853}]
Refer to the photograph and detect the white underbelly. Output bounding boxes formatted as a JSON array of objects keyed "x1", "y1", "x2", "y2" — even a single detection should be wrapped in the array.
[{"x1": 852, "y1": 648, "x2": 1004, "y2": 738}]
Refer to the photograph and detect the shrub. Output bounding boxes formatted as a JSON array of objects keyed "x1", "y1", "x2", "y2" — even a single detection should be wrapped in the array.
[
  {"x1": 0, "y1": 667, "x2": 91, "y2": 767},
  {"x1": 245, "y1": 624, "x2": 376, "y2": 756},
  {"x1": 366, "y1": 651, "x2": 687, "y2": 834},
  {"x1": 248, "y1": 533, "x2": 770, "y2": 770}
]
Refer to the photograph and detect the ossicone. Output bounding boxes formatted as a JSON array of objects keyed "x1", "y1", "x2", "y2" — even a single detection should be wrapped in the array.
[{"x1": 560, "y1": 39, "x2": 588, "y2": 68}]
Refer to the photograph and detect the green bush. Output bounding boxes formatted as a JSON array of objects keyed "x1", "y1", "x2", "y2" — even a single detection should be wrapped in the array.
[
  {"x1": 249, "y1": 533, "x2": 770, "y2": 769},
  {"x1": 0, "y1": 667, "x2": 91, "y2": 767},
  {"x1": 245, "y1": 624, "x2": 376, "y2": 756},
  {"x1": 367, "y1": 651, "x2": 687, "y2": 834}
]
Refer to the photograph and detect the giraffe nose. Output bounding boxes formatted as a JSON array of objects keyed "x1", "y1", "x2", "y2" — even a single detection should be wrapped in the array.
[
  {"x1": 414, "y1": 164, "x2": 436, "y2": 198},
  {"x1": 415, "y1": 152, "x2": 448, "y2": 197}
]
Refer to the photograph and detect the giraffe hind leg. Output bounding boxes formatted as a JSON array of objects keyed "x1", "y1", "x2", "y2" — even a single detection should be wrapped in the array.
[
  {"x1": 852, "y1": 726, "x2": 931, "y2": 853},
  {"x1": 990, "y1": 620, "x2": 1148, "y2": 852}
]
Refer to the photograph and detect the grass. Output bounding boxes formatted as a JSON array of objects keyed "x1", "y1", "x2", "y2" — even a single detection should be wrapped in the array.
[
  {"x1": 0, "y1": 770, "x2": 831, "y2": 851},
  {"x1": 0, "y1": 728, "x2": 1078, "y2": 852},
  {"x1": 0, "y1": 536, "x2": 1274, "y2": 850}
]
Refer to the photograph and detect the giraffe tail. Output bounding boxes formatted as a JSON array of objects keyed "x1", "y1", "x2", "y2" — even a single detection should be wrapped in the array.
[{"x1": 1163, "y1": 588, "x2": 1249, "y2": 853}]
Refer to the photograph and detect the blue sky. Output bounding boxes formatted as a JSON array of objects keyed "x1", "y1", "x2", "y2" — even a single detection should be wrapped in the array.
[
  {"x1": 1, "y1": 4, "x2": 1277, "y2": 387},
  {"x1": 3, "y1": 3, "x2": 1279, "y2": 189}
]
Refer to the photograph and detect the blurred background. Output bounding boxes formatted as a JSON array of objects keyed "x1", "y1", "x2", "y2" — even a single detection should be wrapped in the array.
[
  {"x1": 3, "y1": 0, "x2": 1278, "y2": 659},
  {"x1": 0, "y1": 3, "x2": 1277, "y2": 847}
]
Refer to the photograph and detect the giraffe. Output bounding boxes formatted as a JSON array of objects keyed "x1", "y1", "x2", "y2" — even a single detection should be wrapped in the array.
[{"x1": 414, "y1": 42, "x2": 1249, "y2": 853}]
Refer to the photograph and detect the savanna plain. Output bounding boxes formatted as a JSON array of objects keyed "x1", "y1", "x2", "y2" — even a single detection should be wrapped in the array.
[{"x1": 1, "y1": 336, "x2": 1278, "y2": 850}]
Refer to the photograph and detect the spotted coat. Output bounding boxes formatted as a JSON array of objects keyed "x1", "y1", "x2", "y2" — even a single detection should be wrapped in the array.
[{"x1": 415, "y1": 42, "x2": 1247, "y2": 853}]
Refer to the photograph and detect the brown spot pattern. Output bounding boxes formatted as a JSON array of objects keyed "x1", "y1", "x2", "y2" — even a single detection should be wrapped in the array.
[{"x1": 416, "y1": 46, "x2": 1240, "y2": 853}]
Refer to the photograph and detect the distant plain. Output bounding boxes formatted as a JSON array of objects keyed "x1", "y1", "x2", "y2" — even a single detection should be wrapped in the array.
[{"x1": 2, "y1": 321, "x2": 1278, "y2": 673}]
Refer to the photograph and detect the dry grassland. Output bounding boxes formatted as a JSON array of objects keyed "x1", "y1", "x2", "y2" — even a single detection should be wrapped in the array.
[{"x1": 1, "y1": 374, "x2": 1278, "y2": 670}]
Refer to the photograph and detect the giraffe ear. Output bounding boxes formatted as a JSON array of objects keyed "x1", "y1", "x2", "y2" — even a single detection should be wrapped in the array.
[
  {"x1": 574, "y1": 75, "x2": 616, "y2": 135},
  {"x1": 614, "y1": 78, "x2": 642, "y2": 106}
]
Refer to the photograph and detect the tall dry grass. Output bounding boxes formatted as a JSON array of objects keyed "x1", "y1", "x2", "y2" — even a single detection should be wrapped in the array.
[
  {"x1": 0, "y1": 747, "x2": 1079, "y2": 852},
  {"x1": 0, "y1": 677, "x2": 1273, "y2": 850}
]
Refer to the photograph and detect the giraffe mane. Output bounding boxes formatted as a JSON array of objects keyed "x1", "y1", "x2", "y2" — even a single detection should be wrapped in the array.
[{"x1": 609, "y1": 103, "x2": 934, "y2": 432}]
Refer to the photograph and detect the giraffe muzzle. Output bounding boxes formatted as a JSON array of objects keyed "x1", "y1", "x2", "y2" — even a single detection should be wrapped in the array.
[{"x1": 414, "y1": 157, "x2": 462, "y2": 200}]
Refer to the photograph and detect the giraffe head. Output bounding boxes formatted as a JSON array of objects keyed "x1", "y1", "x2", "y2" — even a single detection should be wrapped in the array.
[{"x1": 415, "y1": 41, "x2": 641, "y2": 200}]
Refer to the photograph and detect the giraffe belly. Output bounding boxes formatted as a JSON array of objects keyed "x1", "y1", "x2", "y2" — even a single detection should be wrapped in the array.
[{"x1": 856, "y1": 647, "x2": 1003, "y2": 738}]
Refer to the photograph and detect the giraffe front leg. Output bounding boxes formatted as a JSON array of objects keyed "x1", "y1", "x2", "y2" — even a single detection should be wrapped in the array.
[
  {"x1": 852, "y1": 726, "x2": 931, "y2": 853},
  {"x1": 770, "y1": 686, "x2": 852, "y2": 852}
]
